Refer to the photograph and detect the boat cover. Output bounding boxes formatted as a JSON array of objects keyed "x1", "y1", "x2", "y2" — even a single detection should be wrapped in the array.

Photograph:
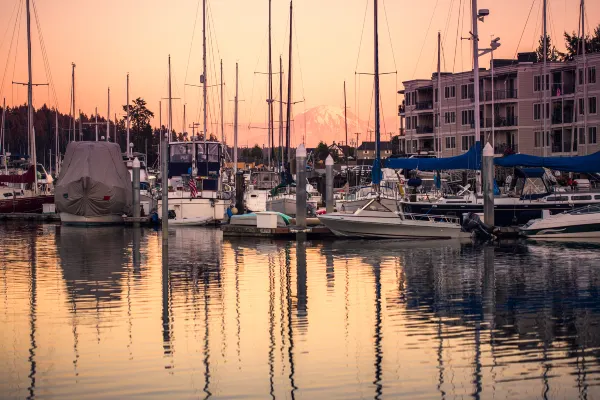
[
  {"x1": 55, "y1": 142, "x2": 132, "y2": 217},
  {"x1": 495, "y1": 151, "x2": 600, "y2": 173},
  {"x1": 382, "y1": 142, "x2": 482, "y2": 171}
]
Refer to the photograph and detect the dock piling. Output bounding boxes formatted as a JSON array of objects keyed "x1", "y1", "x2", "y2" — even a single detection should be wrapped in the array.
[
  {"x1": 325, "y1": 155, "x2": 334, "y2": 213},
  {"x1": 132, "y1": 157, "x2": 140, "y2": 228},
  {"x1": 296, "y1": 144, "x2": 307, "y2": 228},
  {"x1": 235, "y1": 171, "x2": 244, "y2": 214},
  {"x1": 482, "y1": 142, "x2": 495, "y2": 226}
]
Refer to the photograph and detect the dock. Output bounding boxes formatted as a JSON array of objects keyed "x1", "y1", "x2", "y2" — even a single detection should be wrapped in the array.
[
  {"x1": 0, "y1": 213, "x2": 151, "y2": 226},
  {"x1": 221, "y1": 224, "x2": 335, "y2": 239}
]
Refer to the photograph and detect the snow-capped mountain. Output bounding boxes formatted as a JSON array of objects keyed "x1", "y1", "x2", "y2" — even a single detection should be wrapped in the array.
[{"x1": 292, "y1": 105, "x2": 398, "y2": 147}]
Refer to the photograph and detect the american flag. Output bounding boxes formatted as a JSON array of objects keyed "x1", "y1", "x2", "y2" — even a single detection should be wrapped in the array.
[{"x1": 189, "y1": 178, "x2": 198, "y2": 198}]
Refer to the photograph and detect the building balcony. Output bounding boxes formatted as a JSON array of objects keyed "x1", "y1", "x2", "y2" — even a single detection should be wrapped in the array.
[
  {"x1": 416, "y1": 126, "x2": 434, "y2": 134},
  {"x1": 551, "y1": 83, "x2": 575, "y2": 97},
  {"x1": 494, "y1": 143, "x2": 518, "y2": 155},
  {"x1": 469, "y1": 120, "x2": 485, "y2": 129},
  {"x1": 485, "y1": 116, "x2": 519, "y2": 128},
  {"x1": 484, "y1": 89, "x2": 518, "y2": 101},
  {"x1": 415, "y1": 101, "x2": 433, "y2": 111}
]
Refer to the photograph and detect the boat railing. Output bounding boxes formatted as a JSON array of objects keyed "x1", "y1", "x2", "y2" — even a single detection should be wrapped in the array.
[{"x1": 400, "y1": 211, "x2": 461, "y2": 225}]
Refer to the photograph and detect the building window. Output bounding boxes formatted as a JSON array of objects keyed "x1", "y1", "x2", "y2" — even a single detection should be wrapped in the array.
[
  {"x1": 579, "y1": 127, "x2": 586, "y2": 145},
  {"x1": 460, "y1": 84, "x2": 474, "y2": 100},
  {"x1": 461, "y1": 135, "x2": 475, "y2": 151},
  {"x1": 444, "y1": 111, "x2": 455, "y2": 124},
  {"x1": 534, "y1": 74, "x2": 550, "y2": 92},
  {"x1": 435, "y1": 113, "x2": 439, "y2": 127},
  {"x1": 579, "y1": 68, "x2": 584, "y2": 85},
  {"x1": 590, "y1": 127, "x2": 598, "y2": 144},
  {"x1": 534, "y1": 131, "x2": 543, "y2": 148},
  {"x1": 461, "y1": 110, "x2": 474, "y2": 126},
  {"x1": 534, "y1": 103, "x2": 541, "y2": 120},
  {"x1": 590, "y1": 97, "x2": 597, "y2": 114},
  {"x1": 445, "y1": 136, "x2": 456, "y2": 149},
  {"x1": 434, "y1": 88, "x2": 438, "y2": 103},
  {"x1": 589, "y1": 67, "x2": 596, "y2": 84},
  {"x1": 579, "y1": 98, "x2": 585, "y2": 115},
  {"x1": 444, "y1": 85, "x2": 456, "y2": 99}
]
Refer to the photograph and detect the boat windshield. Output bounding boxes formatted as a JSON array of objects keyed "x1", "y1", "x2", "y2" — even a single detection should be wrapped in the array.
[{"x1": 566, "y1": 204, "x2": 600, "y2": 215}]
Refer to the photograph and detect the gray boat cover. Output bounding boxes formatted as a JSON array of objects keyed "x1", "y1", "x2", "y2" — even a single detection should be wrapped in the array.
[{"x1": 55, "y1": 142, "x2": 132, "y2": 216}]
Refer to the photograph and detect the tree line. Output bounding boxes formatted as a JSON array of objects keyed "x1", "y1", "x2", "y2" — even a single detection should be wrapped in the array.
[{"x1": 536, "y1": 24, "x2": 600, "y2": 62}]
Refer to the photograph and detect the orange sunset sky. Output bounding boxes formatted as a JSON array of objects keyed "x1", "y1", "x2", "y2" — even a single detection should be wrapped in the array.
[{"x1": 0, "y1": 0, "x2": 598, "y2": 146}]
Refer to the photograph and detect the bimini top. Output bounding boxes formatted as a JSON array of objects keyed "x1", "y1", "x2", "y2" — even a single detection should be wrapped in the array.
[
  {"x1": 495, "y1": 151, "x2": 600, "y2": 173},
  {"x1": 383, "y1": 142, "x2": 482, "y2": 171}
]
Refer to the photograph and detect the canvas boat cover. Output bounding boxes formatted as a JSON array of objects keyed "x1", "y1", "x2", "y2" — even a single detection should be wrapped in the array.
[
  {"x1": 495, "y1": 151, "x2": 600, "y2": 173},
  {"x1": 382, "y1": 142, "x2": 482, "y2": 171},
  {"x1": 55, "y1": 142, "x2": 132, "y2": 217}
]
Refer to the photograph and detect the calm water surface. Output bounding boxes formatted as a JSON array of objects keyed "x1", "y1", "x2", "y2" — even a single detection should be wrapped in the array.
[{"x1": 1, "y1": 223, "x2": 600, "y2": 399}]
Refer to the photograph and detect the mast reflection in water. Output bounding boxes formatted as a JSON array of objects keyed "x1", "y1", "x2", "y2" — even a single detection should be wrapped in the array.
[{"x1": 1, "y1": 224, "x2": 600, "y2": 399}]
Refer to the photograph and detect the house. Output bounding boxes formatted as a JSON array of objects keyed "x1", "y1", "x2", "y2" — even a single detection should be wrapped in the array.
[{"x1": 356, "y1": 141, "x2": 394, "y2": 161}]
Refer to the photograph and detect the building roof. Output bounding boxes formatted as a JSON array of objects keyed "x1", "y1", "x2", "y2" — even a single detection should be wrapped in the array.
[{"x1": 357, "y1": 141, "x2": 394, "y2": 151}]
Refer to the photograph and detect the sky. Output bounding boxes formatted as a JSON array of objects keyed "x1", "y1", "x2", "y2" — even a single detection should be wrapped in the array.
[{"x1": 0, "y1": 0, "x2": 598, "y2": 146}]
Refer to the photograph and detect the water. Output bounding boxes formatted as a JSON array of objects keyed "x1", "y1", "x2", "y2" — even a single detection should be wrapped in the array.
[{"x1": 1, "y1": 223, "x2": 600, "y2": 399}]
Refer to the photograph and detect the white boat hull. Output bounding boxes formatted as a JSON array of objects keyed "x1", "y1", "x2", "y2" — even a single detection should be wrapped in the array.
[
  {"x1": 244, "y1": 189, "x2": 269, "y2": 212},
  {"x1": 169, "y1": 216, "x2": 213, "y2": 226},
  {"x1": 60, "y1": 213, "x2": 124, "y2": 226},
  {"x1": 266, "y1": 197, "x2": 318, "y2": 217},
  {"x1": 319, "y1": 211, "x2": 467, "y2": 239},
  {"x1": 158, "y1": 195, "x2": 228, "y2": 222},
  {"x1": 521, "y1": 210, "x2": 600, "y2": 238}
]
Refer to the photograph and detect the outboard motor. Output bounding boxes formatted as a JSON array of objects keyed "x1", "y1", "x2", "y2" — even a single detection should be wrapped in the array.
[{"x1": 462, "y1": 212, "x2": 494, "y2": 239}]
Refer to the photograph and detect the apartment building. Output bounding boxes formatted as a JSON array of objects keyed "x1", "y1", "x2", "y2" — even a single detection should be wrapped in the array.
[{"x1": 398, "y1": 52, "x2": 600, "y2": 157}]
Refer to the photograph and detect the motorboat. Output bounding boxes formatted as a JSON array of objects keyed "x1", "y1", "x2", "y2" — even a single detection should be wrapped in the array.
[
  {"x1": 318, "y1": 198, "x2": 468, "y2": 239},
  {"x1": 229, "y1": 211, "x2": 292, "y2": 228},
  {"x1": 521, "y1": 205, "x2": 600, "y2": 238},
  {"x1": 0, "y1": 163, "x2": 54, "y2": 213},
  {"x1": 266, "y1": 181, "x2": 319, "y2": 217},
  {"x1": 401, "y1": 168, "x2": 600, "y2": 226},
  {"x1": 157, "y1": 139, "x2": 231, "y2": 224},
  {"x1": 336, "y1": 184, "x2": 399, "y2": 212},
  {"x1": 168, "y1": 215, "x2": 213, "y2": 226},
  {"x1": 55, "y1": 142, "x2": 132, "y2": 225},
  {"x1": 244, "y1": 170, "x2": 280, "y2": 212}
]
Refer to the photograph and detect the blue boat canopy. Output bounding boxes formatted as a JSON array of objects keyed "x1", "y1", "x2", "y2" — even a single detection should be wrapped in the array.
[
  {"x1": 495, "y1": 151, "x2": 600, "y2": 173},
  {"x1": 382, "y1": 142, "x2": 482, "y2": 171}
]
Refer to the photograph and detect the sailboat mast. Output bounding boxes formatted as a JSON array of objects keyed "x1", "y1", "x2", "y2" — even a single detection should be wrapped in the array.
[
  {"x1": 26, "y1": 0, "x2": 37, "y2": 193},
  {"x1": 127, "y1": 73, "x2": 131, "y2": 156},
  {"x1": 95, "y1": 107, "x2": 98, "y2": 141},
  {"x1": 220, "y1": 59, "x2": 224, "y2": 144},
  {"x1": 55, "y1": 110, "x2": 59, "y2": 175},
  {"x1": 234, "y1": 63, "x2": 239, "y2": 176},
  {"x1": 582, "y1": 0, "x2": 587, "y2": 155},
  {"x1": 202, "y1": 0, "x2": 207, "y2": 143},
  {"x1": 344, "y1": 81, "x2": 348, "y2": 158},
  {"x1": 437, "y1": 32, "x2": 442, "y2": 157},
  {"x1": 107, "y1": 88, "x2": 110, "y2": 141},
  {"x1": 72, "y1": 63, "x2": 76, "y2": 142},
  {"x1": 168, "y1": 57, "x2": 173, "y2": 145},
  {"x1": 279, "y1": 56, "x2": 284, "y2": 170},
  {"x1": 373, "y1": 0, "x2": 381, "y2": 185},
  {"x1": 542, "y1": 0, "x2": 547, "y2": 157},
  {"x1": 268, "y1": 0, "x2": 273, "y2": 169},
  {"x1": 285, "y1": 0, "x2": 293, "y2": 166},
  {"x1": 2, "y1": 98, "x2": 7, "y2": 174}
]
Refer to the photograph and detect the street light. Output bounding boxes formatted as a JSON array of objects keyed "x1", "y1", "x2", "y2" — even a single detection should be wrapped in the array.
[{"x1": 479, "y1": 36, "x2": 502, "y2": 149}]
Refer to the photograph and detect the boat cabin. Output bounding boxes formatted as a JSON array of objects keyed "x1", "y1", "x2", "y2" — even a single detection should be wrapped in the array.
[{"x1": 168, "y1": 140, "x2": 222, "y2": 191}]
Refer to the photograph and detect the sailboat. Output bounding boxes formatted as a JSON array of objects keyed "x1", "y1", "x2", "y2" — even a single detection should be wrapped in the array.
[
  {"x1": 318, "y1": 0, "x2": 467, "y2": 239},
  {"x1": 156, "y1": 5, "x2": 230, "y2": 225},
  {"x1": 0, "y1": 0, "x2": 54, "y2": 214},
  {"x1": 264, "y1": 0, "x2": 321, "y2": 217}
]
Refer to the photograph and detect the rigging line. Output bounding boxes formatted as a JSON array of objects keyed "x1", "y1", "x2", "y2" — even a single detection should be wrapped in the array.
[
  {"x1": 354, "y1": 0, "x2": 370, "y2": 72},
  {"x1": 292, "y1": 10, "x2": 307, "y2": 145},
  {"x1": 32, "y1": 0, "x2": 59, "y2": 108},
  {"x1": 512, "y1": 1, "x2": 537, "y2": 61},
  {"x1": 247, "y1": 29, "x2": 269, "y2": 130},
  {"x1": 531, "y1": 1, "x2": 543, "y2": 55},
  {"x1": 442, "y1": 0, "x2": 455, "y2": 48},
  {"x1": 0, "y1": 0, "x2": 22, "y2": 100},
  {"x1": 11, "y1": 0, "x2": 25, "y2": 106},
  {"x1": 0, "y1": 0, "x2": 20, "y2": 54},
  {"x1": 411, "y1": 0, "x2": 439, "y2": 79},
  {"x1": 452, "y1": 0, "x2": 462, "y2": 73},
  {"x1": 183, "y1": 0, "x2": 201, "y2": 104},
  {"x1": 381, "y1": 0, "x2": 397, "y2": 70},
  {"x1": 460, "y1": 0, "x2": 466, "y2": 72}
]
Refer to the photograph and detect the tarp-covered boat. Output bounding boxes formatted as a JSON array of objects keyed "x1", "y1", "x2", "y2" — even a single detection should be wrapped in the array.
[{"x1": 55, "y1": 142, "x2": 132, "y2": 225}]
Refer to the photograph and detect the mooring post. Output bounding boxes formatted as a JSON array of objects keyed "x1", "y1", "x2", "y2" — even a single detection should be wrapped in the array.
[
  {"x1": 235, "y1": 171, "x2": 245, "y2": 214},
  {"x1": 296, "y1": 144, "x2": 307, "y2": 228},
  {"x1": 132, "y1": 157, "x2": 140, "y2": 228},
  {"x1": 482, "y1": 142, "x2": 495, "y2": 226},
  {"x1": 161, "y1": 135, "x2": 169, "y2": 242},
  {"x1": 325, "y1": 155, "x2": 334, "y2": 213}
]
